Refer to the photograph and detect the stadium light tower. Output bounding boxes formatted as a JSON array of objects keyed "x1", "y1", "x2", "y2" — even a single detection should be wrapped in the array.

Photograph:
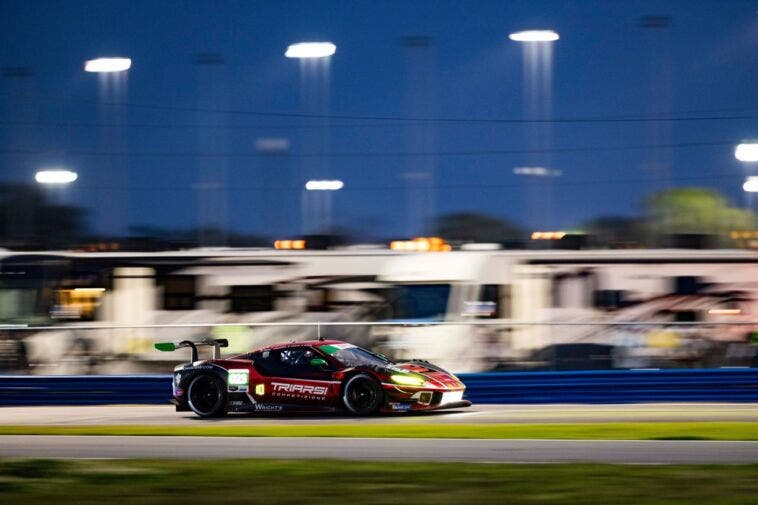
[
  {"x1": 84, "y1": 57, "x2": 132, "y2": 73},
  {"x1": 305, "y1": 179, "x2": 343, "y2": 191},
  {"x1": 508, "y1": 30, "x2": 559, "y2": 42},
  {"x1": 35, "y1": 169, "x2": 78, "y2": 184},
  {"x1": 285, "y1": 42, "x2": 336, "y2": 59},
  {"x1": 735, "y1": 142, "x2": 758, "y2": 162}
]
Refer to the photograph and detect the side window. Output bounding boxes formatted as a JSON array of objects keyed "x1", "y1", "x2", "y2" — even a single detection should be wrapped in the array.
[{"x1": 253, "y1": 348, "x2": 320, "y2": 377}]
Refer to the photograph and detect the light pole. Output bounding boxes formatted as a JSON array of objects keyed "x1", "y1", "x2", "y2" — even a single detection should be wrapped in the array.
[
  {"x1": 736, "y1": 142, "x2": 758, "y2": 230},
  {"x1": 85, "y1": 56, "x2": 131, "y2": 237},
  {"x1": 400, "y1": 35, "x2": 436, "y2": 237},
  {"x1": 305, "y1": 179, "x2": 343, "y2": 233},
  {"x1": 286, "y1": 42, "x2": 336, "y2": 234},
  {"x1": 35, "y1": 168, "x2": 77, "y2": 205},
  {"x1": 509, "y1": 29, "x2": 559, "y2": 235},
  {"x1": 256, "y1": 138, "x2": 292, "y2": 237},
  {"x1": 35, "y1": 169, "x2": 78, "y2": 247}
]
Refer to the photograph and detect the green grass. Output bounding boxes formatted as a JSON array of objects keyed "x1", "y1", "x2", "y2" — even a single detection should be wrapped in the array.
[
  {"x1": 0, "y1": 421, "x2": 756, "y2": 440},
  {"x1": 1, "y1": 459, "x2": 757, "y2": 505}
]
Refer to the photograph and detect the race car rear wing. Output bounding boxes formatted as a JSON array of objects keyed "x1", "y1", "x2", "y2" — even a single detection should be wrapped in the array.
[{"x1": 154, "y1": 338, "x2": 229, "y2": 362}]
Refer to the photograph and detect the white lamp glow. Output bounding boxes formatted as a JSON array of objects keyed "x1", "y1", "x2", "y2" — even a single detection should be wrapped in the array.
[
  {"x1": 84, "y1": 57, "x2": 132, "y2": 73},
  {"x1": 35, "y1": 169, "x2": 78, "y2": 184},
  {"x1": 285, "y1": 42, "x2": 336, "y2": 59},
  {"x1": 305, "y1": 179, "x2": 344, "y2": 191},
  {"x1": 508, "y1": 30, "x2": 560, "y2": 42},
  {"x1": 735, "y1": 143, "x2": 758, "y2": 162},
  {"x1": 743, "y1": 176, "x2": 758, "y2": 193}
]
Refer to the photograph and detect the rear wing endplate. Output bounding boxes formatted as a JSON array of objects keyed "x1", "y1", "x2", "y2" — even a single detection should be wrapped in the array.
[{"x1": 154, "y1": 338, "x2": 229, "y2": 362}]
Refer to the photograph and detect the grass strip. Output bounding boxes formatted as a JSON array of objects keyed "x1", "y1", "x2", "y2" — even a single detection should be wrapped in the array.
[
  {"x1": 0, "y1": 421, "x2": 756, "y2": 440},
  {"x1": 1, "y1": 458, "x2": 757, "y2": 505}
]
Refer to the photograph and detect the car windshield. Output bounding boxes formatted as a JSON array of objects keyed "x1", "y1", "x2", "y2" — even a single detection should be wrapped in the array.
[{"x1": 318, "y1": 344, "x2": 391, "y2": 367}]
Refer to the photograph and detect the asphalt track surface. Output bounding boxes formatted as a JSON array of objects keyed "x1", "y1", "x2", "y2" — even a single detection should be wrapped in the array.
[
  {"x1": 1, "y1": 435, "x2": 757, "y2": 463},
  {"x1": 2, "y1": 403, "x2": 758, "y2": 425}
]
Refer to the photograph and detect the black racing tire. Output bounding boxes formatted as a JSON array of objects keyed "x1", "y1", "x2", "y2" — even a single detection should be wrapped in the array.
[
  {"x1": 342, "y1": 374, "x2": 384, "y2": 416},
  {"x1": 187, "y1": 374, "x2": 228, "y2": 418}
]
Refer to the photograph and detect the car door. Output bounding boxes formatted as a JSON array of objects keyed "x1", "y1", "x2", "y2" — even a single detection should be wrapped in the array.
[{"x1": 250, "y1": 347, "x2": 338, "y2": 405}]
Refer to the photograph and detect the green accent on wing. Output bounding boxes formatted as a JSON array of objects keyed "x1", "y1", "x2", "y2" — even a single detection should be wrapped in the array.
[{"x1": 154, "y1": 342, "x2": 176, "y2": 352}]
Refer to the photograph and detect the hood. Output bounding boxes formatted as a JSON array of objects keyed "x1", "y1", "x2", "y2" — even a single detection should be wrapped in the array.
[{"x1": 385, "y1": 361, "x2": 464, "y2": 389}]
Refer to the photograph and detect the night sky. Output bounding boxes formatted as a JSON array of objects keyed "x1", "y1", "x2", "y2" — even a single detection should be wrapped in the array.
[{"x1": 0, "y1": 0, "x2": 756, "y2": 239}]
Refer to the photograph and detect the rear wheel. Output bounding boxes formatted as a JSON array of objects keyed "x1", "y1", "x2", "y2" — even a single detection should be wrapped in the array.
[
  {"x1": 342, "y1": 374, "x2": 383, "y2": 415},
  {"x1": 187, "y1": 374, "x2": 228, "y2": 418}
]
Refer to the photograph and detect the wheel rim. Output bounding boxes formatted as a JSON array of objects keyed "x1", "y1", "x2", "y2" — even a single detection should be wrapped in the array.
[
  {"x1": 189, "y1": 376, "x2": 221, "y2": 414},
  {"x1": 348, "y1": 378, "x2": 377, "y2": 411}
]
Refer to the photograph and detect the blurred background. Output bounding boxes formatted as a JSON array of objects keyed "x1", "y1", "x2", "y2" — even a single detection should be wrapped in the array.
[{"x1": 0, "y1": 0, "x2": 756, "y2": 375}]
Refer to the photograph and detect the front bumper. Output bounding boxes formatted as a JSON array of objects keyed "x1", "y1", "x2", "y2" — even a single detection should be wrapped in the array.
[
  {"x1": 382, "y1": 384, "x2": 470, "y2": 412},
  {"x1": 427, "y1": 400, "x2": 472, "y2": 410}
]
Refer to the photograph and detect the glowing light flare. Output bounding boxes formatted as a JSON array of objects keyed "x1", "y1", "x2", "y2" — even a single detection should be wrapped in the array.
[
  {"x1": 305, "y1": 179, "x2": 344, "y2": 191},
  {"x1": 390, "y1": 237, "x2": 452, "y2": 252},
  {"x1": 84, "y1": 57, "x2": 132, "y2": 73},
  {"x1": 513, "y1": 166, "x2": 562, "y2": 177},
  {"x1": 735, "y1": 143, "x2": 758, "y2": 162},
  {"x1": 72, "y1": 287, "x2": 106, "y2": 294},
  {"x1": 743, "y1": 176, "x2": 758, "y2": 193},
  {"x1": 531, "y1": 231, "x2": 567, "y2": 240},
  {"x1": 508, "y1": 30, "x2": 560, "y2": 42},
  {"x1": 730, "y1": 230, "x2": 758, "y2": 239},
  {"x1": 274, "y1": 239, "x2": 306, "y2": 250},
  {"x1": 390, "y1": 374, "x2": 426, "y2": 386},
  {"x1": 708, "y1": 308, "x2": 742, "y2": 315},
  {"x1": 35, "y1": 169, "x2": 78, "y2": 184},
  {"x1": 285, "y1": 42, "x2": 336, "y2": 59}
]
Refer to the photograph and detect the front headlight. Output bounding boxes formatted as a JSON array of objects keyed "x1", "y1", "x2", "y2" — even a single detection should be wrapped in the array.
[{"x1": 391, "y1": 373, "x2": 425, "y2": 386}]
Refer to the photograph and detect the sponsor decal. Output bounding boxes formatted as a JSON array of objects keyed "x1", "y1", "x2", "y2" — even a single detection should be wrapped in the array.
[
  {"x1": 253, "y1": 404, "x2": 284, "y2": 412},
  {"x1": 389, "y1": 402, "x2": 412, "y2": 411},
  {"x1": 270, "y1": 381, "x2": 329, "y2": 400},
  {"x1": 183, "y1": 365, "x2": 217, "y2": 371}
]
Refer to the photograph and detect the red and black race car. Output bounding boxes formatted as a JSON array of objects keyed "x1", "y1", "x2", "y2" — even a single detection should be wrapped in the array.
[{"x1": 155, "y1": 338, "x2": 470, "y2": 417}]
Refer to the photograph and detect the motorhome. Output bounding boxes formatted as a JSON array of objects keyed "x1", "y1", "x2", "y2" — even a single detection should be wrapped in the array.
[{"x1": 1, "y1": 248, "x2": 755, "y2": 373}]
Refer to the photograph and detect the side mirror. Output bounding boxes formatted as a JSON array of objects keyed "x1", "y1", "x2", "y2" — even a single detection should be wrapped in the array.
[{"x1": 310, "y1": 357, "x2": 328, "y2": 368}]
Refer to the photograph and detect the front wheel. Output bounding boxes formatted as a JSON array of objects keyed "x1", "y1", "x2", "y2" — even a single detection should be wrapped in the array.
[
  {"x1": 342, "y1": 374, "x2": 383, "y2": 415},
  {"x1": 187, "y1": 374, "x2": 228, "y2": 418}
]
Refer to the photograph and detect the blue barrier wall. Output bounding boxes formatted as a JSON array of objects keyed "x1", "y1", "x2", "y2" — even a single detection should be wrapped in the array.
[
  {"x1": 1, "y1": 368, "x2": 757, "y2": 406},
  {"x1": 0, "y1": 375, "x2": 170, "y2": 406},
  {"x1": 460, "y1": 368, "x2": 758, "y2": 404}
]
